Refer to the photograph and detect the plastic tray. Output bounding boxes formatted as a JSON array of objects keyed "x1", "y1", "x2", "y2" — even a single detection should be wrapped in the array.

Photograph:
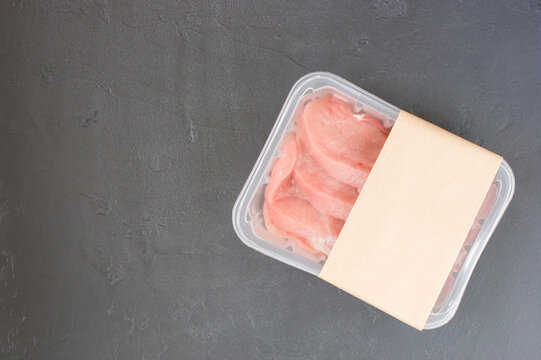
[{"x1": 232, "y1": 72, "x2": 515, "y2": 329}]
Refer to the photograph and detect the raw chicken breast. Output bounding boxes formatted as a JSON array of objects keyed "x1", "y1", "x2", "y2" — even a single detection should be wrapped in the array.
[
  {"x1": 263, "y1": 135, "x2": 344, "y2": 256},
  {"x1": 293, "y1": 137, "x2": 359, "y2": 220},
  {"x1": 263, "y1": 133, "x2": 298, "y2": 201},
  {"x1": 297, "y1": 95, "x2": 389, "y2": 188},
  {"x1": 263, "y1": 95, "x2": 390, "y2": 256}
]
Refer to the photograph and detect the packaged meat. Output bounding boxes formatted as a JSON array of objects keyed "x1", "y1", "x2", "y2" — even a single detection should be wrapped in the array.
[
  {"x1": 263, "y1": 135, "x2": 344, "y2": 255},
  {"x1": 233, "y1": 72, "x2": 515, "y2": 329},
  {"x1": 262, "y1": 95, "x2": 389, "y2": 257},
  {"x1": 297, "y1": 95, "x2": 388, "y2": 188},
  {"x1": 293, "y1": 135, "x2": 359, "y2": 221}
]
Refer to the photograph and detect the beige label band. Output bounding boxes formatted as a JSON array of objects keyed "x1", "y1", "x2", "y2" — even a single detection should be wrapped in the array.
[{"x1": 319, "y1": 111, "x2": 502, "y2": 330}]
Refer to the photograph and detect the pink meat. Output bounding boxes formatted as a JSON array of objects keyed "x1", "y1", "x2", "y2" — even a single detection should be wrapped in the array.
[
  {"x1": 476, "y1": 184, "x2": 498, "y2": 221},
  {"x1": 464, "y1": 221, "x2": 482, "y2": 248},
  {"x1": 297, "y1": 95, "x2": 389, "y2": 188},
  {"x1": 293, "y1": 137, "x2": 359, "y2": 220},
  {"x1": 263, "y1": 203, "x2": 328, "y2": 259},
  {"x1": 434, "y1": 273, "x2": 455, "y2": 308},
  {"x1": 263, "y1": 135, "x2": 344, "y2": 255},
  {"x1": 264, "y1": 134, "x2": 298, "y2": 201},
  {"x1": 450, "y1": 184, "x2": 498, "y2": 274},
  {"x1": 452, "y1": 247, "x2": 469, "y2": 273}
]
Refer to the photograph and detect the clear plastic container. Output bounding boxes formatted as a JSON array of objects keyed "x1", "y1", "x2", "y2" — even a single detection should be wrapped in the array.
[{"x1": 232, "y1": 72, "x2": 515, "y2": 329}]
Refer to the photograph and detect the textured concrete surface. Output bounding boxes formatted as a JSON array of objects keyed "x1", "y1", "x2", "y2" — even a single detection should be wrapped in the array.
[{"x1": 1, "y1": 1, "x2": 540, "y2": 359}]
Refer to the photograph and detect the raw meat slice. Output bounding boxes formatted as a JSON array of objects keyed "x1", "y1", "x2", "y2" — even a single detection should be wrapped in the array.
[
  {"x1": 450, "y1": 189, "x2": 495, "y2": 277},
  {"x1": 451, "y1": 220, "x2": 483, "y2": 276},
  {"x1": 293, "y1": 137, "x2": 359, "y2": 220},
  {"x1": 297, "y1": 95, "x2": 389, "y2": 188},
  {"x1": 264, "y1": 195, "x2": 344, "y2": 255},
  {"x1": 263, "y1": 135, "x2": 344, "y2": 255},
  {"x1": 464, "y1": 221, "x2": 482, "y2": 248},
  {"x1": 264, "y1": 134, "x2": 298, "y2": 201},
  {"x1": 451, "y1": 184, "x2": 497, "y2": 266},
  {"x1": 434, "y1": 273, "x2": 455, "y2": 308},
  {"x1": 476, "y1": 184, "x2": 498, "y2": 221},
  {"x1": 263, "y1": 202, "x2": 326, "y2": 259},
  {"x1": 452, "y1": 247, "x2": 469, "y2": 273}
]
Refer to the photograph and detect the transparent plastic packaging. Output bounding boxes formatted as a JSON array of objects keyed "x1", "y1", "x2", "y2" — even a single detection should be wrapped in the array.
[{"x1": 232, "y1": 72, "x2": 515, "y2": 329}]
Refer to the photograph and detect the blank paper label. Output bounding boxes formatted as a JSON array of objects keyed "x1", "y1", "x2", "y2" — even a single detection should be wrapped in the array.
[{"x1": 319, "y1": 111, "x2": 502, "y2": 330}]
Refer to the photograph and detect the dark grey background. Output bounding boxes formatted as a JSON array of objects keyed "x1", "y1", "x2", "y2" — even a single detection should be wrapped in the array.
[{"x1": 1, "y1": 1, "x2": 540, "y2": 359}]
